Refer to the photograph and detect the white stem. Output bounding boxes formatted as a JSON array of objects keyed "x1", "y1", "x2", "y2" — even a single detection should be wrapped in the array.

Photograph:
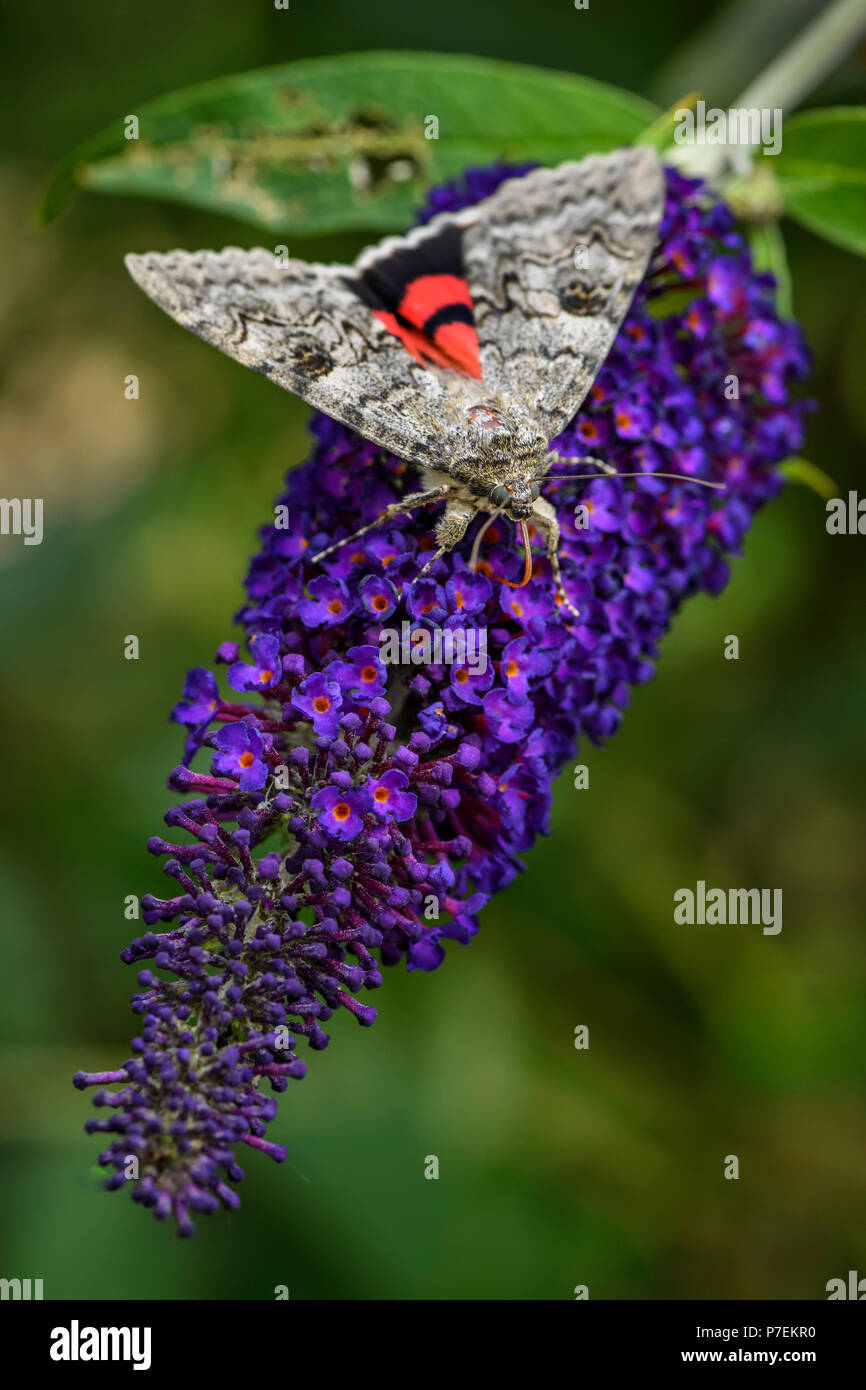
[
  {"x1": 668, "y1": 0, "x2": 866, "y2": 180},
  {"x1": 733, "y1": 0, "x2": 866, "y2": 114}
]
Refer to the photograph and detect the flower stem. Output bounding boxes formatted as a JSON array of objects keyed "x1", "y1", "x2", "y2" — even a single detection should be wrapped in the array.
[
  {"x1": 668, "y1": 0, "x2": 866, "y2": 182},
  {"x1": 733, "y1": 0, "x2": 866, "y2": 116}
]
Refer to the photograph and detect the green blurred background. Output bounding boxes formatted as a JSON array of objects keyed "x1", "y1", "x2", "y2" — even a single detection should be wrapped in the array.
[{"x1": 1, "y1": 0, "x2": 865, "y2": 1300}]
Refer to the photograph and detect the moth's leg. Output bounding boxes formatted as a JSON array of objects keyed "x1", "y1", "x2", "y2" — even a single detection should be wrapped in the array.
[
  {"x1": 530, "y1": 495, "x2": 580, "y2": 619},
  {"x1": 414, "y1": 493, "x2": 475, "y2": 582},
  {"x1": 546, "y1": 451, "x2": 616, "y2": 477},
  {"x1": 311, "y1": 486, "x2": 450, "y2": 563}
]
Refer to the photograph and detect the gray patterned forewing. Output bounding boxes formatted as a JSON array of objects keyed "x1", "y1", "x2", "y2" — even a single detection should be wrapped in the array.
[
  {"x1": 125, "y1": 149, "x2": 663, "y2": 471},
  {"x1": 462, "y1": 147, "x2": 665, "y2": 441},
  {"x1": 125, "y1": 247, "x2": 484, "y2": 471}
]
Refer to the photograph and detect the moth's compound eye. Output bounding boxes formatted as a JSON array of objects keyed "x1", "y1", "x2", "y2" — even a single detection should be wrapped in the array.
[
  {"x1": 490, "y1": 485, "x2": 509, "y2": 508},
  {"x1": 529, "y1": 482, "x2": 540, "y2": 501}
]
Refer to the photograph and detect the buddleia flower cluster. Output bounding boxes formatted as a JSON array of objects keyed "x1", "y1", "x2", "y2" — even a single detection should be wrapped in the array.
[{"x1": 75, "y1": 161, "x2": 810, "y2": 1234}]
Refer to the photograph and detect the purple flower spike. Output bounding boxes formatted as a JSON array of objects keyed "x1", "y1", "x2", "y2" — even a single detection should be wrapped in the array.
[{"x1": 76, "y1": 161, "x2": 811, "y2": 1234}]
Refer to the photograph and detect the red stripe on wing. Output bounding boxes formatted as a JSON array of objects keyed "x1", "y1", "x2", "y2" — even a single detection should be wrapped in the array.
[
  {"x1": 374, "y1": 274, "x2": 482, "y2": 379},
  {"x1": 427, "y1": 320, "x2": 481, "y2": 379},
  {"x1": 398, "y1": 273, "x2": 474, "y2": 326},
  {"x1": 372, "y1": 311, "x2": 462, "y2": 374}
]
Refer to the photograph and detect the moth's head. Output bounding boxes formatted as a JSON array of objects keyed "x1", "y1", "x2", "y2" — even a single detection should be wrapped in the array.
[{"x1": 488, "y1": 478, "x2": 540, "y2": 519}]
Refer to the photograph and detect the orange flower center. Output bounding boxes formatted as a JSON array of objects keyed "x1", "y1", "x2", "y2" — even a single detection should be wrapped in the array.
[
  {"x1": 360, "y1": 666, "x2": 377, "y2": 683},
  {"x1": 505, "y1": 660, "x2": 518, "y2": 678},
  {"x1": 455, "y1": 668, "x2": 469, "y2": 684},
  {"x1": 372, "y1": 595, "x2": 388, "y2": 612},
  {"x1": 333, "y1": 802, "x2": 351, "y2": 822},
  {"x1": 312, "y1": 696, "x2": 330, "y2": 713},
  {"x1": 327, "y1": 599, "x2": 343, "y2": 615},
  {"x1": 374, "y1": 787, "x2": 389, "y2": 804},
  {"x1": 239, "y1": 751, "x2": 254, "y2": 769},
  {"x1": 259, "y1": 669, "x2": 274, "y2": 684}
]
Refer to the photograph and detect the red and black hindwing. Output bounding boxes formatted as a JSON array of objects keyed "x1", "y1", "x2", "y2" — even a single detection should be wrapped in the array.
[{"x1": 347, "y1": 222, "x2": 482, "y2": 380}]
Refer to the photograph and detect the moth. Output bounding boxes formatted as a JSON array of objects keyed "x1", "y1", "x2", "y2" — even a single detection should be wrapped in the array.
[{"x1": 127, "y1": 147, "x2": 716, "y2": 616}]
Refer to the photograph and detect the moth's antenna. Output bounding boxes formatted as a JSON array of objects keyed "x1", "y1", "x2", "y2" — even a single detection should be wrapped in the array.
[
  {"x1": 531, "y1": 469, "x2": 726, "y2": 491},
  {"x1": 546, "y1": 452, "x2": 616, "y2": 475}
]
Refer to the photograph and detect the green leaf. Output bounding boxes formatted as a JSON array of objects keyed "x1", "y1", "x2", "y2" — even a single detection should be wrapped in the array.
[
  {"x1": 42, "y1": 51, "x2": 657, "y2": 237},
  {"x1": 747, "y1": 221, "x2": 793, "y2": 317},
  {"x1": 779, "y1": 457, "x2": 838, "y2": 500},
  {"x1": 635, "y1": 91, "x2": 700, "y2": 152},
  {"x1": 775, "y1": 107, "x2": 866, "y2": 258}
]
